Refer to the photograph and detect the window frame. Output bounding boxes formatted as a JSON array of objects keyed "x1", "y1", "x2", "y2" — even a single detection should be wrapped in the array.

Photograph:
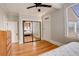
[{"x1": 65, "y1": 3, "x2": 79, "y2": 38}]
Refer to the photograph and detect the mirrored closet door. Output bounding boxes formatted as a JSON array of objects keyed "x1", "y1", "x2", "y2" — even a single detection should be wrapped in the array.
[{"x1": 23, "y1": 21, "x2": 41, "y2": 43}]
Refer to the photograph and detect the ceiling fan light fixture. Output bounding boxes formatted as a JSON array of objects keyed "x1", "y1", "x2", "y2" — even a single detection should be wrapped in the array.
[
  {"x1": 27, "y1": 3, "x2": 52, "y2": 12},
  {"x1": 38, "y1": 9, "x2": 41, "y2": 12}
]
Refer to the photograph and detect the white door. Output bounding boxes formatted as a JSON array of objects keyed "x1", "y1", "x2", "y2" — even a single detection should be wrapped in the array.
[
  {"x1": 42, "y1": 16, "x2": 51, "y2": 40},
  {"x1": 7, "y1": 21, "x2": 18, "y2": 43}
]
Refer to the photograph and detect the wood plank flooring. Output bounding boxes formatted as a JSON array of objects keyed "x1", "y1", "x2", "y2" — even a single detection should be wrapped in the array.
[
  {"x1": 11, "y1": 40, "x2": 58, "y2": 56},
  {"x1": 24, "y1": 35, "x2": 40, "y2": 42}
]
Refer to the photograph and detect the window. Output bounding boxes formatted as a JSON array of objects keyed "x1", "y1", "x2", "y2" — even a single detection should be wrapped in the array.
[
  {"x1": 72, "y1": 4, "x2": 79, "y2": 17},
  {"x1": 77, "y1": 20, "x2": 79, "y2": 34},
  {"x1": 66, "y1": 4, "x2": 79, "y2": 38},
  {"x1": 67, "y1": 21, "x2": 76, "y2": 38}
]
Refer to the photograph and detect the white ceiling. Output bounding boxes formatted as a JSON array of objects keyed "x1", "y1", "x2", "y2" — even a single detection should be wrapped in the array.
[{"x1": 0, "y1": 3, "x2": 63, "y2": 17}]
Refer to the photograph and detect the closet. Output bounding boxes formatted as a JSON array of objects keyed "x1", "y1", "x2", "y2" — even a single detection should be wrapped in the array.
[
  {"x1": 23, "y1": 21, "x2": 41, "y2": 43},
  {"x1": 0, "y1": 31, "x2": 11, "y2": 56}
]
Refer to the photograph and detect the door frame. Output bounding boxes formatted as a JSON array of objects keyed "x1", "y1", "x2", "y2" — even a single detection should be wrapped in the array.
[
  {"x1": 7, "y1": 20, "x2": 19, "y2": 43},
  {"x1": 23, "y1": 20, "x2": 41, "y2": 43}
]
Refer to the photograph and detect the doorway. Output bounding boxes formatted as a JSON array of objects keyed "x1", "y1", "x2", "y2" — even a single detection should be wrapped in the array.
[
  {"x1": 42, "y1": 16, "x2": 51, "y2": 40},
  {"x1": 23, "y1": 21, "x2": 41, "y2": 43},
  {"x1": 7, "y1": 21, "x2": 19, "y2": 43}
]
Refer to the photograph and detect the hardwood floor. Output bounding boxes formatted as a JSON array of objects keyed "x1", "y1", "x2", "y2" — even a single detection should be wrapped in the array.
[
  {"x1": 24, "y1": 35, "x2": 33, "y2": 42},
  {"x1": 11, "y1": 40, "x2": 58, "y2": 56},
  {"x1": 24, "y1": 35, "x2": 40, "y2": 42}
]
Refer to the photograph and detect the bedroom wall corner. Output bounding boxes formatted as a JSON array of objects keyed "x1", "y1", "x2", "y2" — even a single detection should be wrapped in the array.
[
  {"x1": 45, "y1": 39, "x2": 64, "y2": 46},
  {"x1": 41, "y1": 3, "x2": 75, "y2": 45}
]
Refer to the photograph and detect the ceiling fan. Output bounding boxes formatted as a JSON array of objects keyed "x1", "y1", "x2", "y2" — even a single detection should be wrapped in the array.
[{"x1": 27, "y1": 3, "x2": 52, "y2": 12}]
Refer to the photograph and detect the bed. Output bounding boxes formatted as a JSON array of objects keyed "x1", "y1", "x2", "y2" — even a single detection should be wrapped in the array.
[
  {"x1": 24, "y1": 29, "x2": 32, "y2": 36},
  {"x1": 40, "y1": 42, "x2": 79, "y2": 56}
]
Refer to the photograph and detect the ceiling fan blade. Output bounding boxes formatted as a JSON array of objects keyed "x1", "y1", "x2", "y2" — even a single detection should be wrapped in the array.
[
  {"x1": 40, "y1": 4, "x2": 52, "y2": 7},
  {"x1": 27, "y1": 5, "x2": 36, "y2": 9},
  {"x1": 34, "y1": 3, "x2": 42, "y2": 5}
]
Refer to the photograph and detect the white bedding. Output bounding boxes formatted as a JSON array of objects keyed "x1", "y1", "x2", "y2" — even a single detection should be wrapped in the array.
[
  {"x1": 40, "y1": 42, "x2": 79, "y2": 56},
  {"x1": 24, "y1": 29, "x2": 32, "y2": 35}
]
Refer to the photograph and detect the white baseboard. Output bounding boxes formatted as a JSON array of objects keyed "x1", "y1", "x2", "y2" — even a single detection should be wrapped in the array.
[
  {"x1": 45, "y1": 39, "x2": 64, "y2": 46},
  {"x1": 12, "y1": 41, "x2": 18, "y2": 43},
  {"x1": 19, "y1": 41, "x2": 23, "y2": 44}
]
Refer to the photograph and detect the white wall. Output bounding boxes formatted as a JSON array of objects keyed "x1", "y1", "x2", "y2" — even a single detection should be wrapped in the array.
[
  {"x1": 51, "y1": 8, "x2": 65, "y2": 44},
  {"x1": 41, "y1": 8, "x2": 65, "y2": 45},
  {"x1": 7, "y1": 13, "x2": 19, "y2": 21},
  {"x1": 41, "y1": 3, "x2": 76, "y2": 45},
  {"x1": 0, "y1": 8, "x2": 8, "y2": 31},
  {"x1": 42, "y1": 15, "x2": 52, "y2": 40},
  {"x1": 7, "y1": 21, "x2": 18, "y2": 43},
  {"x1": 6, "y1": 13, "x2": 19, "y2": 43}
]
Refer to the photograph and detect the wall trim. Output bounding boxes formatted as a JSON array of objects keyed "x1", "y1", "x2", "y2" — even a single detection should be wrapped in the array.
[
  {"x1": 19, "y1": 41, "x2": 23, "y2": 44},
  {"x1": 45, "y1": 39, "x2": 64, "y2": 46}
]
